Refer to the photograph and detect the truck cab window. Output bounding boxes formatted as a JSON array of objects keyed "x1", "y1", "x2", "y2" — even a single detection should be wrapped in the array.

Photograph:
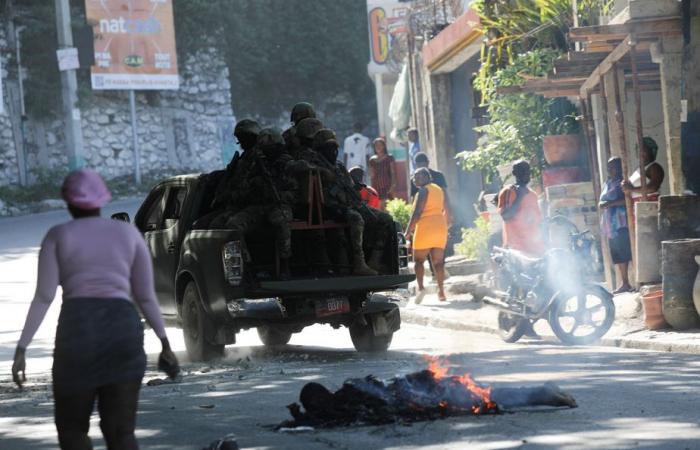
[
  {"x1": 163, "y1": 187, "x2": 187, "y2": 228},
  {"x1": 142, "y1": 188, "x2": 166, "y2": 232}
]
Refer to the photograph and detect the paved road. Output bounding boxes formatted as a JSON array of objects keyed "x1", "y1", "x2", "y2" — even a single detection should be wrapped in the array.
[{"x1": 2, "y1": 205, "x2": 700, "y2": 450}]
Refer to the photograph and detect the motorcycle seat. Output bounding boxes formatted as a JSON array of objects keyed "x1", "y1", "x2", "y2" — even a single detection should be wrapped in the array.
[{"x1": 496, "y1": 247, "x2": 543, "y2": 272}]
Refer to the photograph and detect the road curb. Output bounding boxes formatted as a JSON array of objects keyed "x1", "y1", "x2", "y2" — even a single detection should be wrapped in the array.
[{"x1": 401, "y1": 310, "x2": 700, "y2": 355}]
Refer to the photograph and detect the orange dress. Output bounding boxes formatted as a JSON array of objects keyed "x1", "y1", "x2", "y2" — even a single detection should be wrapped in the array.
[{"x1": 412, "y1": 183, "x2": 448, "y2": 250}]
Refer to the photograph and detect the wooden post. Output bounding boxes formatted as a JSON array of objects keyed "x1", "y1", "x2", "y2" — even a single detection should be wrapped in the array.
[
  {"x1": 628, "y1": 38, "x2": 648, "y2": 201},
  {"x1": 610, "y1": 64, "x2": 637, "y2": 261},
  {"x1": 598, "y1": 74, "x2": 611, "y2": 162},
  {"x1": 582, "y1": 96, "x2": 613, "y2": 285}
]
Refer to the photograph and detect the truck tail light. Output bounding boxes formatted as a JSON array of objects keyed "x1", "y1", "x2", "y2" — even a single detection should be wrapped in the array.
[
  {"x1": 222, "y1": 240, "x2": 243, "y2": 286},
  {"x1": 397, "y1": 232, "x2": 409, "y2": 268}
]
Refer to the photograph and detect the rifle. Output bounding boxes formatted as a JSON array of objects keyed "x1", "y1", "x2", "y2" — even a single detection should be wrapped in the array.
[{"x1": 252, "y1": 149, "x2": 282, "y2": 204}]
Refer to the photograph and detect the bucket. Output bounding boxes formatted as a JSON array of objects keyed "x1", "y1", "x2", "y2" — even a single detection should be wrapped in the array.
[{"x1": 642, "y1": 289, "x2": 668, "y2": 330}]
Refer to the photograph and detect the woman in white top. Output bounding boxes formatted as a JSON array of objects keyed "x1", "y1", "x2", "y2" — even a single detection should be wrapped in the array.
[{"x1": 622, "y1": 137, "x2": 665, "y2": 201}]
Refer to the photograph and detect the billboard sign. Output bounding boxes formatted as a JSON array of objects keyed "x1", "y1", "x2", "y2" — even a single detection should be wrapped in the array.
[
  {"x1": 86, "y1": 0, "x2": 179, "y2": 90},
  {"x1": 367, "y1": 0, "x2": 409, "y2": 76}
]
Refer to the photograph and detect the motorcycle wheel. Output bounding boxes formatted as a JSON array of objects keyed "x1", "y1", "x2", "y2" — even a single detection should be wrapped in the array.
[
  {"x1": 548, "y1": 285, "x2": 615, "y2": 345},
  {"x1": 497, "y1": 311, "x2": 529, "y2": 343}
]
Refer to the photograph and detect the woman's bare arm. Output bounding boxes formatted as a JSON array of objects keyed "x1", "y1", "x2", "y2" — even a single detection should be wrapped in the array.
[{"x1": 406, "y1": 187, "x2": 428, "y2": 236}]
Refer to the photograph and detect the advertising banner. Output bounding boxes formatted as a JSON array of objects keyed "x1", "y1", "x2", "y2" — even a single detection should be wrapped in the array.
[
  {"x1": 366, "y1": 0, "x2": 409, "y2": 76},
  {"x1": 86, "y1": 0, "x2": 179, "y2": 90}
]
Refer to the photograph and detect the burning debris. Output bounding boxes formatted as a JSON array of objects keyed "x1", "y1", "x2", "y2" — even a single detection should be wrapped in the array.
[{"x1": 280, "y1": 357, "x2": 576, "y2": 428}]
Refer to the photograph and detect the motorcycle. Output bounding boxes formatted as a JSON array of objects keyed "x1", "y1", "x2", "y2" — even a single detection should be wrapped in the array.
[{"x1": 483, "y1": 220, "x2": 615, "y2": 345}]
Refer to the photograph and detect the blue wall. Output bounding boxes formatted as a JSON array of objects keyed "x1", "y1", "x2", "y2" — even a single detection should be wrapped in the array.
[{"x1": 448, "y1": 55, "x2": 483, "y2": 226}]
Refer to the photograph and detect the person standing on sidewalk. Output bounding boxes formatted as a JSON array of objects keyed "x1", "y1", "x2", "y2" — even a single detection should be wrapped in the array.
[
  {"x1": 12, "y1": 169, "x2": 179, "y2": 450},
  {"x1": 497, "y1": 160, "x2": 545, "y2": 257},
  {"x1": 369, "y1": 137, "x2": 397, "y2": 210},
  {"x1": 407, "y1": 128, "x2": 421, "y2": 173},
  {"x1": 406, "y1": 168, "x2": 449, "y2": 303},
  {"x1": 343, "y1": 123, "x2": 372, "y2": 178},
  {"x1": 600, "y1": 157, "x2": 633, "y2": 294}
]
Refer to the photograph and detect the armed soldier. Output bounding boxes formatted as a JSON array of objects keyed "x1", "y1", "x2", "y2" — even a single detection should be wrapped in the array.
[
  {"x1": 313, "y1": 129, "x2": 393, "y2": 275},
  {"x1": 221, "y1": 128, "x2": 296, "y2": 278},
  {"x1": 283, "y1": 102, "x2": 317, "y2": 156},
  {"x1": 201, "y1": 119, "x2": 261, "y2": 229},
  {"x1": 211, "y1": 119, "x2": 261, "y2": 211}
]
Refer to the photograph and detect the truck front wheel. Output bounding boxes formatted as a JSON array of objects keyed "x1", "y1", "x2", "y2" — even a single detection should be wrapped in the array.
[
  {"x1": 349, "y1": 317, "x2": 393, "y2": 352},
  {"x1": 182, "y1": 281, "x2": 225, "y2": 361},
  {"x1": 257, "y1": 326, "x2": 292, "y2": 347}
]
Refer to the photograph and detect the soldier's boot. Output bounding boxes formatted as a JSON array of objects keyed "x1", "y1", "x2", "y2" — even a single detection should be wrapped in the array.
[
  {"x1": 367, "y1": 248, "x2": 387, "y2": 274},
  {"x1": 352, "y1": 248, "x2": 377, "y2": 276},
  {"x1": 349, "y1": 232, "x2": 377, "y2": 276}
]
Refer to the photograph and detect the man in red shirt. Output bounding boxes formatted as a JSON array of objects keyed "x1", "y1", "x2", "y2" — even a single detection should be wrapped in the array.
[
  {"x1": 497, "y1": 160, "x2": 545, "y2": 257},
  {"x1": 349, "y1": 166, "x2": 380, "y2": 209}
]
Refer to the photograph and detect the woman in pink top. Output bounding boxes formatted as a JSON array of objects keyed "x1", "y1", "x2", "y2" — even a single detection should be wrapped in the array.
[{"x1": 11, "y1": 169, "x2": 179, "y2": 450}]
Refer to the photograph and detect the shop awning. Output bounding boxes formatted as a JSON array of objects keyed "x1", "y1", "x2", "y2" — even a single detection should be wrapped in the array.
[
  {"x1": 495, "y1": 17, "x2": 681, "y2": 98},
  {"x1": 422, "y1": 9, "x2": 482, "y2": 74}
]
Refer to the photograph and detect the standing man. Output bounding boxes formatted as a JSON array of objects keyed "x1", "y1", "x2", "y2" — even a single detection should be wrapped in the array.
[
  {"x1": 343, "y1": 123, "x2": 372, "y2": 178},
  {"x1": 410, "y1": 152, "x2": 447, "y2": 198},
  {"x1": 407, "y1": 128, "x2": 421, "y2": 173},
  {"x1": 497, "y1": 160, "x2": 544, "y2": 257}
]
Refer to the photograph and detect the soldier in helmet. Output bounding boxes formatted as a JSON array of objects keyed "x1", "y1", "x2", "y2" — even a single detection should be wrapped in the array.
[
  {"x1": 283, "y1": 102, "x2": 317, "y2": 155},
  {"x1": 287, "y1": 117, "x2": 324, "y2": 161},
  {"x1": 211, "y1": 119, "x2": 262, "y2": 211},
  {"x1": 222, "y1": 128, "x2": 297, "y2": 278},
  {"x1": 312, "y1": 129, "x2": 392, "y2": 275}
]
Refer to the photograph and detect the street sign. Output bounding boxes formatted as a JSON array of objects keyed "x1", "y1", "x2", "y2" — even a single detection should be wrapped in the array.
[
  {"x1": 85, "y1": 0, "x2": 179, "y2": 90},
  {"x1": 57, "y1": 47, "x2": 80, "y2": 71}
]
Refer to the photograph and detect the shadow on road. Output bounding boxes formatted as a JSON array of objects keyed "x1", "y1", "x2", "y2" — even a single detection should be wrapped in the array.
[{"x1": 2, "y1": 335, "x2": 700, "y2": 449}]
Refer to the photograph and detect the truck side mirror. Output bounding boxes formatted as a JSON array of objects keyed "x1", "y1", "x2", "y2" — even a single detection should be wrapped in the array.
[{"x1": 111, "y1": 212, "x2": 131, "y2": 223}]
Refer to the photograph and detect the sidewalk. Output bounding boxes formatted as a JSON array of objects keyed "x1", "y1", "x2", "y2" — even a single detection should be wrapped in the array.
[{"x1": 403, "y1": 270, "x2": 700, "y2": 355}]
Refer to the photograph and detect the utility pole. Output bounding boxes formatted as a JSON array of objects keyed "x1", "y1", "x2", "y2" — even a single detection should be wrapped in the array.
[{"x1": 55, "y1": 0, "x2": 85, "y2": 170}]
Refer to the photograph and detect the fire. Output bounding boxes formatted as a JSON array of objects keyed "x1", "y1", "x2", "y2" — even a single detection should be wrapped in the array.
[
  {"x1": 423, "y1": 355, "x2": 498, "y2": 415},
  {"x1": 425, "y1": 355, "x2": 450, "y2": 379}
]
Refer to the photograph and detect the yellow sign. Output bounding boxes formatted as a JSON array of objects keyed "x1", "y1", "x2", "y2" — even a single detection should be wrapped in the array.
[{"x1": 86, "y1": 0, "x2": 179, "y2": 90}]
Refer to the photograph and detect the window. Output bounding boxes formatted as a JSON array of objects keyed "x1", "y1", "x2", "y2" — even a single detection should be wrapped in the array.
[
  {"x1": 142, "y1": 188, "x2": 166, "y2": 232},
  {"x1": 163, "y1": 187, "x2": 187, "y2": 226}
]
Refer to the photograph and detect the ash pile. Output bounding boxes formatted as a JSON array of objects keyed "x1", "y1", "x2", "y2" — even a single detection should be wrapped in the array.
[{"x1": 279, "y1": 369, "x2": 576, "y2": 428}]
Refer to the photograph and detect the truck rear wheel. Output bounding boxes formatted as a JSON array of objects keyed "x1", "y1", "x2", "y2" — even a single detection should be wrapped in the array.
[
  {"x1": 257, "y1": 326, "x2": 292, "y2": 347},
  {"x1": 182, "y1": 281, "x2": 225, "y2": 361},
  {"x1": 349, "y1": 318, "x2": 393, "y2": 352}
]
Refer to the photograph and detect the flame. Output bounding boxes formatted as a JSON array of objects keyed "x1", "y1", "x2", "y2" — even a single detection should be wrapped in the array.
[
  {"x1": 424, "y1": 355, "x2": 449, "y2": 379},
  {"x1": 423, "y1": 355, "x2": 498, "y2": 415}
]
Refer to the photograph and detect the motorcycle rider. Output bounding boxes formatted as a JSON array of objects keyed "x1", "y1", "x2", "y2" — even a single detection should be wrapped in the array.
[{"x1": 497, "y1": 160, "x2": 545, "y2": 257}]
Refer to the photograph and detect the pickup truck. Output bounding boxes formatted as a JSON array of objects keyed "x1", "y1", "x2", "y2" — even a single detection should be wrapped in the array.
[{"x1": 113, "y1": 173, "x2": 413, "y2": 361}]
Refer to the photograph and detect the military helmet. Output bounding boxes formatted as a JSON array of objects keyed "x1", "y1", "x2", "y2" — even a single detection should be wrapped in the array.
[
  {"x1": 234, "y1": 119, "x2": 261, "y2": 137},
  {"x1": 295, "y1": 118, "x2": 324, "y2": 141},
  {"x1": 312, "y1": 128, "x2": 338, "y2": 149},
  {"x1": 290, "y1": 102, "x2": 316, "y2": 125},
  {"x1": 257, "y1": 127, "x2": 286, "y2": 148}
]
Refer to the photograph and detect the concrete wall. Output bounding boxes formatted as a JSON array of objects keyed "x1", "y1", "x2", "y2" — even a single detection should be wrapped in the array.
[
  {"x1": 0, "y1": 40, "x2": 235, "y2": 187},
  {"x1": 410, "y1": 47, "x2": 482, "y2": 226}
]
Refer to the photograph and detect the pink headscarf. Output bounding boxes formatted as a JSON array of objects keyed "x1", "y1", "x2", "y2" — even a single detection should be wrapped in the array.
[{"x1": 61, "y1": 169, "x2": 112, "y2": 209}]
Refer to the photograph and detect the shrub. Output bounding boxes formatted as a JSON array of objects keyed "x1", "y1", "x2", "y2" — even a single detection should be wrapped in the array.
[
  {"x1": 454, "y1": 216, "x2": 490, "y2": 261},
  {"x1": 385, "y1": 198, "x2": 412, "y2": 230}
]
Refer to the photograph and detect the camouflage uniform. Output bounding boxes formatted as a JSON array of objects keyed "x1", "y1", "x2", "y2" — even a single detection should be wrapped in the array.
[
  {"x1": 211, "y1": 119, "x2": 260, "y2": 209},
  {"x1": 283, "y1": 102, "x2": 317, "y2": 157},
  {"x1": 312, "y1": 129, "x2": 381, "y2": 276},
  {"x1": 223, "y1": 129, "x2": 296, "y2": 266}
]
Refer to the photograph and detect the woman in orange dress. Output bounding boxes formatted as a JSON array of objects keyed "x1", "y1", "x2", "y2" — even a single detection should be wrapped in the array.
[{"x1": 405, "y1": 168, "x2": 450, "y2": 302}]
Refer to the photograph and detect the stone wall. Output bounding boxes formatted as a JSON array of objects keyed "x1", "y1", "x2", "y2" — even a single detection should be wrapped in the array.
[
  {"x1": 0, "y1": 42, "x2": 235, "y2": 187},
  {"x1": 0, "y1": 25, "x2": 19, "y2": 186}
]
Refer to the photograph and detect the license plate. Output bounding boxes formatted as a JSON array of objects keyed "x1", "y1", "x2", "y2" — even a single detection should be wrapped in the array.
[{"x1": 315, "y1": 297, "x2": 350, "y2": 317}]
